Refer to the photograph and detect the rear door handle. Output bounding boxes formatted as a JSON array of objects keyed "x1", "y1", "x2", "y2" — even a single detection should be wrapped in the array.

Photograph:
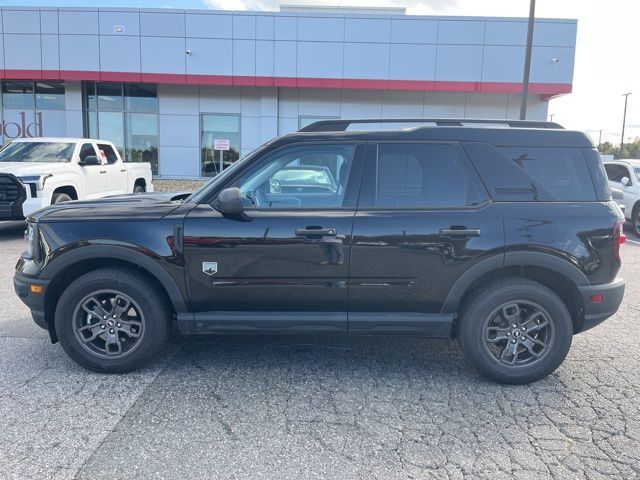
[
  {"x1": 439, "y1": 228, "x2": 481, "y2": 237},
  {"x1": 99, "y1": 170, "x2": 107, "y2": 174},
  {"x1": 295, "y1": 227, "x2": 337, "y2": 237}
]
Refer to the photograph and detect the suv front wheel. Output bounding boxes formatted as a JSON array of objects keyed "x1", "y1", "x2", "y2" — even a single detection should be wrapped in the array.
[
  {"x1": 458, "y1": 277, "x2": 573, "y2": 384},
  {"x1": 54, "y1": 267, "x2": 171, "y2": 372}
]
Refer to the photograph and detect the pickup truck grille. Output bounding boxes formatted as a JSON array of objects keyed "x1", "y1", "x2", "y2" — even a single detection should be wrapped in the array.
[{"x1": 0, "y1": 175, "x2": 23, "y2": 203}]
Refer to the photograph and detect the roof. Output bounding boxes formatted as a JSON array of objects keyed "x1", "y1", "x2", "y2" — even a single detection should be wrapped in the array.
[
  {"x1": 11, "y1": 137, "x2": 111, "y2": 144},
  {"x1": 278, "y1": 118, "x2": 595, "y2": 148},
  {"x1": 604, "y1": 158, "x2": 640, "y2": 165}
]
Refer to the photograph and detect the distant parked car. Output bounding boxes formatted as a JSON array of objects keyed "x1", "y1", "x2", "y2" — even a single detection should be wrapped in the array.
[
  {"x1": 603, "y1": 159, "x2": 640, "y2": 235},
  {"x1": 0, "y1": 137, "x2": 153, "y2": 220}
]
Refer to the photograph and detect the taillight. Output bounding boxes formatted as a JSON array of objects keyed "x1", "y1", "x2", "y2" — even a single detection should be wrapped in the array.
[{"x1": 613, "y1": 220, "x2": 625, "y2": 264}]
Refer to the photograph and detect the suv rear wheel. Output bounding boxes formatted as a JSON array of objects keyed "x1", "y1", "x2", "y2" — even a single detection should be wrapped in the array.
[
  {"x1": 458, "y1": 277, "x2": 573, "y2": 384},
  {"x1": 54, "y1": 267, "x2": 171, "y2": 372}
]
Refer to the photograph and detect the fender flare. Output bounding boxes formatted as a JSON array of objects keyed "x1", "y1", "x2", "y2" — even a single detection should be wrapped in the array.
[
  {"x1": 40, "y1": 244, "x2": 189, "y2": 314},
  {"x1": 441, "y1": 251, "x2": 589, "y2": 314}
]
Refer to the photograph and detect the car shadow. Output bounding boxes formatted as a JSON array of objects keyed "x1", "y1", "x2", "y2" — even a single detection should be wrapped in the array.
[{"x1": 0, "y1": 221, "x2": 26, "y2": 239}]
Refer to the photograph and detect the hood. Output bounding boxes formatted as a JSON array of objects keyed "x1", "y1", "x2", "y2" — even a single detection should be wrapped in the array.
[
  {"x1": 29, "y1": 194, "x2": 187, "y2": 223},
  {"x1": 0, "y1": 162, "x2": 71, "y2": 177}
]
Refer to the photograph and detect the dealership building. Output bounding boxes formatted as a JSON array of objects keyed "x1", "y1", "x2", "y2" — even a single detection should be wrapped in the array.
[{"x1": 0, "y1": 6, "x2": 577, "y2": 178}]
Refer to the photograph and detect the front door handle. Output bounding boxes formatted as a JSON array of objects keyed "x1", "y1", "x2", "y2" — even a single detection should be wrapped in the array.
[
  {"x1": 99, "y1": 170, "x2": 107, "y2": 174},
  {"x1": 295, "y1": 227, "x2": 337, "y2": 237},
  {"x1": 439, "y1": 227, "x2": 481, "y2": 237}
]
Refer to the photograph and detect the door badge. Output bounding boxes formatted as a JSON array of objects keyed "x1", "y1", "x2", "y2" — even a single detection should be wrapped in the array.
[{"x1": 202, "y1": 262, "x2": 218, "y2": 275}]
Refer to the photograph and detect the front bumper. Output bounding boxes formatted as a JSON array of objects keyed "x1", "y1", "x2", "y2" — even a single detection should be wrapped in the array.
[
  {"x1": 0, "y1": 174, "x2": 27, "y2": 220},
  {"x1": 577, "y1": 277, "x2": 625, "y2": 333},
  {"x1": 13, "y1": 269, "x2": 50, "y2": 331}
]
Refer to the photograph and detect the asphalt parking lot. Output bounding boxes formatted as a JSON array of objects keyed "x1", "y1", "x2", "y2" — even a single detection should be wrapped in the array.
[{"x1": 1, "y1": 220, "x2": 639, "y2": 480}]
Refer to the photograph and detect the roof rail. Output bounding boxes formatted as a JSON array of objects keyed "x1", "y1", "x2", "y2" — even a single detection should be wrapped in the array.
[{"x1": 298, "y1": 118, "x2": 564, "y2": 132}]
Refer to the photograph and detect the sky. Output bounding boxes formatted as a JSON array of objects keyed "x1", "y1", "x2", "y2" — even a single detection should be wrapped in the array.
[{"x1": 1, "y1": 0, "x2": 639, "y2": 144}]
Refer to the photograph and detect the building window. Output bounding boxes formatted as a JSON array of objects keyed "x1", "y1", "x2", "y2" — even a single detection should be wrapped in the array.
[
  {"x1": 201, "y1": 114, "x2": 241, "y2": 177},
  {"x1": 2, "y1": 80, "x2": 66, "y2": 111},
  {"x1": 83, "y1": 82, "x2": 159, "y2": 174}
]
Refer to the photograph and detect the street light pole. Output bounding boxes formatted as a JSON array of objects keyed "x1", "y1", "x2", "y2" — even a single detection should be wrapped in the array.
[
  {"x1": 621, "y1": 92, "x2": 631, "y2": 150},
  {"x1": 519, "y1": 0, "x2": 536, "y2": 120}
]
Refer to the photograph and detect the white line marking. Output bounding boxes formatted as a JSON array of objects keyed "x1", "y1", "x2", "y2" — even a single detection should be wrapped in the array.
[{"x1": 625, "y1": 239, "x2": 640, "y2": 245}]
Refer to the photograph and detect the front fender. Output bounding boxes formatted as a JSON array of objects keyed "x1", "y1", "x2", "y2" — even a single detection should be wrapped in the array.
[{"x1": 39, "y1": 243, "x2": 188, "y2": 315}]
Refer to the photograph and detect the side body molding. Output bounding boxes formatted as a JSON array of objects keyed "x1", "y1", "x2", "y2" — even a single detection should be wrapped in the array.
[{"x1": 40, "y1": 244, "x2": 189, "y2": 314}]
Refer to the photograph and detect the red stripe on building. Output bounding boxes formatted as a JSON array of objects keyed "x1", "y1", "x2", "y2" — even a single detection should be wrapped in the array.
[{"x1": 0, "y1": 70, "x2": 572, "y2": 96}]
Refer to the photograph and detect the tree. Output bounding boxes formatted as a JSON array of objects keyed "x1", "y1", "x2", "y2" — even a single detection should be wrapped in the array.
[{"x1": 599, "y1": 138, "x2": 640, "y2": 159}]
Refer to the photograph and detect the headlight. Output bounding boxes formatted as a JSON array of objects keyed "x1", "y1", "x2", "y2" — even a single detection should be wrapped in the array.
[
  {"x1": 17, "y1": 175, "x2": 51, "y2": 191},
  {"x1": 24, "y1": 222, "x2": 38, "y2": 260}
]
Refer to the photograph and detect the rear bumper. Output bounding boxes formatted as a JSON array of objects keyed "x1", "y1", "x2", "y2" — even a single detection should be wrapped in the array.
[
  {"x1": 13, "y1": 270, "x2": 50, "y2": 330},
  {"x1": 577, "y1": 277, "x2": 625, "y2": 333}
]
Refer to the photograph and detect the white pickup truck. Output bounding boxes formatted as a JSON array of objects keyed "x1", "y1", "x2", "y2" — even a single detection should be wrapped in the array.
[{"x1": 0, "y1": 137, "x2": 153, "y2": 220}]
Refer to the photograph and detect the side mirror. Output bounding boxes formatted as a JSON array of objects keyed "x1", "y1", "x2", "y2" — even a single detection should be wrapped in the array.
[
  {"x1": 79, "y1": 155, "x2": 102, "y2": 166},
  {"x1": 213, "y1": 187, "x2": 244, "y2": 216}
]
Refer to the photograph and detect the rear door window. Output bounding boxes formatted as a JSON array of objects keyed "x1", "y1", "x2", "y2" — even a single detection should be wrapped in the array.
[
  {"x1": 97, "y1": 144, "x2": 119, "y2": 165},
  {"x1": 367, "y1": 143, "x2": 488, "y2": 208}
]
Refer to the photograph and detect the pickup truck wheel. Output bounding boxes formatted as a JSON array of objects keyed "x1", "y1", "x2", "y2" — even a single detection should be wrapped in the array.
[
  {"x1": 457, "y1": 277, "x2": 573, "y2": 384},
  {"x1": 133, "y1": 184, "x2": 145, "y2": 193},
  {"x1": 54, "y1": 268, "x2": 171, "y2": 373},
  {"x1": 632, "y1": 208, "x2": 640, "y2": 237},
  {"x1": 51, "y1": 192, "x2": 73, "y2": 204}
]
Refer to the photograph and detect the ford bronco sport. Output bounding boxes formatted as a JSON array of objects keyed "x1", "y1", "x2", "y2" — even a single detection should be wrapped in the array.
[{"x1": 14, "y1": 119, "x2": 625, "y2": 384}]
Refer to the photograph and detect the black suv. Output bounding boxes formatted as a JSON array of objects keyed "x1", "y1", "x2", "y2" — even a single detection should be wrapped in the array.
[{"x1": 14, "y1": 119, "x2": 625, "y2": 384}]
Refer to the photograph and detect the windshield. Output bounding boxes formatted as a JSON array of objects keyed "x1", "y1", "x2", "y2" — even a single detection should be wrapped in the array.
[
  {"x1": 185, "y1": 145, "x2": 266, "y2": 204},
  {"x1": 634, "y1": 167, "x2": 640, "y2": 183},
  {"x1": 0, "y1": 142, "x2": 75, "y2": 163}
]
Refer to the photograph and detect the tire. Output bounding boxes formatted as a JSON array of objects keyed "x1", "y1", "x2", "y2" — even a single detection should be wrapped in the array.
[
  {"x1": 133, "y1": 184, "x2": 145, "y2": 194},
  {"x1": 54, "y1": 267, "x2": 171, "y2": 373},
  {"x1": 51, "y1": 192, "x2": 73, "y2": 204},
  {"x1": 457, "y1": 277, "x2": 573, "y2": 384},
  {"x1": 632, "y1": 207, "x2": 640, "y2": 237}
]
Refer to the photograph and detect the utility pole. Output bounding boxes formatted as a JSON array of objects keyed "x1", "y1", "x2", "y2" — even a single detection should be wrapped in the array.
[
  {"x1": 519, "y1": 0, "x2": 536, "y2": 120},
  {"x1": 598, "y1": 129, "x2": 603, "y2": 147},
  {"x1": 621, "y1": 92, "x2": 631, "y2": 150}
]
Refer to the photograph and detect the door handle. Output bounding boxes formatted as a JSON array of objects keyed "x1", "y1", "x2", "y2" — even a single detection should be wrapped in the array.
[
  {"x1": 99, "y1": 170, "x2": 107, "y2": 174},
  {"x1": 120, "y1": 169, "x2": 127, "y2": 172},
  {"x1": 439, "y1": 227, "x2": 481, "y2": 237},
  {"x1": 295, "y1": 227, "x2": 337, "y2": 237}
]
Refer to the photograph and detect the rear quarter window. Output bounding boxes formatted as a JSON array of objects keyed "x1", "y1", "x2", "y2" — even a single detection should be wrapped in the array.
[{"x1": 463, "y1": 142, "x2": 597, "y2": 202}]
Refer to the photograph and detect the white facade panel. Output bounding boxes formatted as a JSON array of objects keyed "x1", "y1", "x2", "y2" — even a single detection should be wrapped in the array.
[
  {"x1": 256, "y1": 41, "x2": 274, "y2": 77},
  {"x1": 159, "y1": 114, "x2": 200, "y2": 147},
  {"x1": 297, "y1": 42, "x2": 343, "y2": 78},
  {"x1": 438, "y1": 20, "x2": 485, "y2": 45},
  {"x1": 141, "y1": 37, "x2": 186, "y2": 75},
  {"x1": 59, "y1": 9, "x2": 99, "y2": 35},
  {"x1": 99, "y1": 10, "x2": 140, "y2": 36},
  {"x1": 436, "y1": 45, "x2": 483, "y2": 82},
  {"x1": 298, "y1": 89, "x2": 341, "y2": 116},
  {"x1": 274, "y1": 15, "x2": 297, "y2": 41},
  {"x1": 534, "y1": 21, "x2": 578, "y2": 47},
  {"x1": 100, "y1": 36, "x2": 142, "y2": 73},
  {"x1": 40, "y1": 9, "x2": 59, "y2": 34},
  {"x1": 140, "y1": 11, "x2": 185, "y2": 37},
  {"x1": 233, "y1": 14, "x2": 256, "y2": 40},
  {"x1": 345, "y1": 18, "x2": 391, "y2": 43},
  {"x1": 256, "y1": 15, "x2": 275, "y2": 40},
  {"x1": 233, "y1": 40, "x2": 256, "y2": 76},
  {"x1": 59, "y1": 34, "x2": 100, "y2": 71},
  {"x1": 40, "y1": 34, "x2": 60, "y2": 71},
  {"x1": 343, "y1": 43, "x2": 390, "y2": 80},
  {"x1": 159, "y1": 84, "x2": 199, "y2": 114},
  {"x1": 199, "y1": 85, "x2": 242, "y2": 113},
  {"x1": 159, "y1": 146, "x2": 200, "y2": 177},
  {"x1": 530, "y1": 46, "x2": 575, "y2": 84},
  {"x1": 186, "y1": 13, "x2": 232, "y2": 38},
  {"x1": 389, "y1": 44, "x2": 436, "y2": 80},
  {"x1": 297, "y1": 16, "x2": 344, "y2": 42},
  {"x1": 3, "y1": 34, "x2": 41, "y2": 70},
  {"x1": 482, "y1": 46, "x2": 525, "y2": 83},
  {"x1": 381, "y1": 90, "x2": 425, "y2": 117},
  {"x1": 186, "y1": 38, "x2": 232, "y2": 75},
  {"x1": 390, "y1": 18, "x2": 438, "y2": 44},
  {"x1": 485, "y1": 20, "x2": 527, "y2": 46},
  {"x1": 273, "y1": 41, "x2": 297, "y2": 77},
  {"x1": 2, "y1": 9, "x2": 41, "y2": 34}
]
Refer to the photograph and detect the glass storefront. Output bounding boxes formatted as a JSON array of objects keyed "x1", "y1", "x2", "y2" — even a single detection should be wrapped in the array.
[
  {"x1": 83, "y1": 82, "x2": 159, "y2": 174},
  {"x1": 200, "y1": 114, "x2": 241, "y2": 177},
  {"x1": 2, "y1": 80, "x2": 65, "y2": 110}
]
